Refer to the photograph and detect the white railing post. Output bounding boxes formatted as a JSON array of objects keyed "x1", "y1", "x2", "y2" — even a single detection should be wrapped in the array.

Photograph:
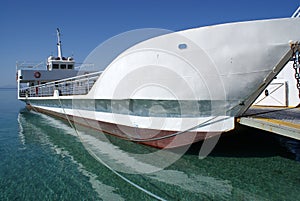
[{"x1": 292, "y1": 6, "x2": 300, "y2": 18}]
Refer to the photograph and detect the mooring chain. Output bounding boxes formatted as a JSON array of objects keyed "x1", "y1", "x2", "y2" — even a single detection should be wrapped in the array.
[{"x1": 291, "y1": 42, "x2": 300, "y2": 99}]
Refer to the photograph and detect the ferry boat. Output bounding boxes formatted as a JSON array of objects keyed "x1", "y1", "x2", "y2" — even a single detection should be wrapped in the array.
[{"x1": 17, "y1": 16, "x2": 300, "y2": 149}]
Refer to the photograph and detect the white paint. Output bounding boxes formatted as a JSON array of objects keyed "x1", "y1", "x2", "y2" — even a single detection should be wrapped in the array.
[
  {"x1": 254, "y1": 61, "x2": 299, "y2": 107},
  {"x1": 33, "y1": 105, "x2": 235, "y2": 132},
  {"x1": 90, "y1": 18, "x2": 300, "y2": 114}
]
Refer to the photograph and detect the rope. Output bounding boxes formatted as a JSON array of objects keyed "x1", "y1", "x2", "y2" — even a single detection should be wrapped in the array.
[
  {"x1": 73, "y1": 107, "x2": 227, "y2": 142},
  {"x1": 130, "y1": 116, "x2": 229, "y2": 142},
  {"x1": 27, "y1": 93, "x2": 239, "y2": 200},
  {"x1": 56, "y1": 98, "x2": 167, "y2": 201}
]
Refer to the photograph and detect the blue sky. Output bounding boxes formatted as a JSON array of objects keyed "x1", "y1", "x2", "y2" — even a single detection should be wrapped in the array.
[{"x1": 0, "y1": 0, "x2": 298, "y2": 87}]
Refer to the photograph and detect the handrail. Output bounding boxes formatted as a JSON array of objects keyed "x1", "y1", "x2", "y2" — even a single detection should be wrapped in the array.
[
  {"x1": 16, "y1": 61, "x2": 94, "y2": 71},
  {"x1": 16, "y1": 61, "x2": 45, "y2": 70},
  {"x1": 19, "y1": 71, "x2": 102, "y2": 97},
  {"x1": 36, "y1": 71, "x2": 102, "y2": 88},
  {"x1": 292, "y1": 6, "x2": 300, "y2": 18}
]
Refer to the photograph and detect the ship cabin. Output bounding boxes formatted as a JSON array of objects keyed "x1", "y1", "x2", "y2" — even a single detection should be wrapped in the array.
[
  {"x1": 16, "y1": 28, "x2": 100, "y2": 99},
  {"x1": 47, "y1": 56, "x2": 75, "y2": 71}
]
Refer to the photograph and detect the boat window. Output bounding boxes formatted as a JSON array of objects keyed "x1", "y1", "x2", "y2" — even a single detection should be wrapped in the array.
[
  {"x1": 53, "y1": 64, "x2": 59, "y2": 69},
  {"x1": 61, "y1": 64, "x2": 66, "y2": 69},
  {"x1": 178, "y1": 43, "x2": 187, "y2": 49},
  {"x1": 67, "y1": 64, "x2": 73, "y2": 69}
]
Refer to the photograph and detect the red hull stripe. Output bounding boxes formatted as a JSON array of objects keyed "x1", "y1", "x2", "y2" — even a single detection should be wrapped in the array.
[{"x1": 28, "y1": 105, "x2": 220, "y2": 149}]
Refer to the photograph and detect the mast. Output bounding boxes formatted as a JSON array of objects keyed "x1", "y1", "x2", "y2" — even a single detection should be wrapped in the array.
[{"x1": 56, "y1": 28, "x2": 62, "y2": 59}]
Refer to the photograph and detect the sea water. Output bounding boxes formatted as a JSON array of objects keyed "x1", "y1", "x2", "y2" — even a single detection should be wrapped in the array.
[{"x1": 0, "y1": 88, "x2": 299, "y2": 200}]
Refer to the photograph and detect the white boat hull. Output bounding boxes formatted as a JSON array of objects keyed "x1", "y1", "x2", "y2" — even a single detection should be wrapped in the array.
[{"x1": 19, "y1": 18, "x2": 300, "y2": 148}]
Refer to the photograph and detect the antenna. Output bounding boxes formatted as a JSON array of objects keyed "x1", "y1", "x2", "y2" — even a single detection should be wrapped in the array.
[{"x1": 56, "y1": 28, "x2": 62, "y2": 59}]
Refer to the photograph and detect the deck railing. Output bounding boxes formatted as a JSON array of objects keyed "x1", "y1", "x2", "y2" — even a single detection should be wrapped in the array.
[
  {"x1": 19, "y1": 71, "x2": 102, "y2": 98},
  {"x1": 292, "y1": 6, "x2": 300, "y2": 18},
  {"x1": 16, "y1": 61, "x2": 94, "y2": 71}
]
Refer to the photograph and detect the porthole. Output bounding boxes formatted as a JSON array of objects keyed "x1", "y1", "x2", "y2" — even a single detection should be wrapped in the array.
[{"x1": 178, "y1": 43, "x2": 187, "y2": 50}]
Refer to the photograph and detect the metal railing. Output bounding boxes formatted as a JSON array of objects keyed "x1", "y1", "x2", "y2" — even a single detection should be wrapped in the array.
[
  {"x1": 16, "y1": 61, "x2": 45, "y2": 70},
  {"x1": 19, "y1": 71, "x2": 102, "y2": 97},
  {"x1": 292, "y1": 6, "x2": 300, "y2": 18},
  {"x1": 16, "y1": 61, "x2": 95, "y2": 71}
]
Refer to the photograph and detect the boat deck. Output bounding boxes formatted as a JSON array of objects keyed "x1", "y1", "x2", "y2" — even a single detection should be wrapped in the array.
[{"x1": 237, "y1": 106, "x2": 300, "y2": 140}]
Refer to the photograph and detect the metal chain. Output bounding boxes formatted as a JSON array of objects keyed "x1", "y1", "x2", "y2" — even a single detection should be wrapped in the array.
[{"x1": 291, "y1": 43, "x2": 300, "y2": 99}]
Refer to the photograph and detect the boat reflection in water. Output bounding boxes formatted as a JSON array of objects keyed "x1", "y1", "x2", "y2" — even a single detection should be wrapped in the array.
[
  {"x1": 17, "y1": 109, "x2": 236, "y2": 200},
  {"x1": 17, "y1": 109, "x2": 300, "y2": 200}
]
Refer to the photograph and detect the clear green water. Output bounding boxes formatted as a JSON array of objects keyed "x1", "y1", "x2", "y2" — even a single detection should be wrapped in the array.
[{"x1": 0, "y1": 88, "x2": 300, "y2": 200}]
